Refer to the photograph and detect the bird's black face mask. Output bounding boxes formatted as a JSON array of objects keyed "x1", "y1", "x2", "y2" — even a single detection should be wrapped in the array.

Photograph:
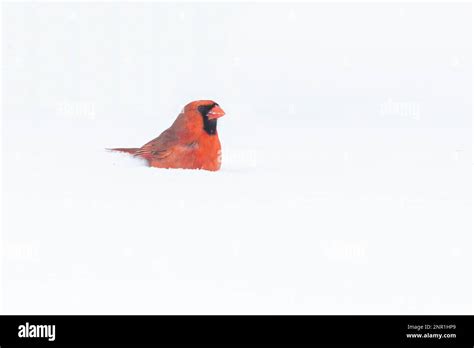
[{"x1": 198, "y1": 103, "x2": 218, "y2": 135}]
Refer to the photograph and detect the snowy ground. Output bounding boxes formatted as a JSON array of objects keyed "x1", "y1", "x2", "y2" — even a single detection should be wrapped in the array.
[{"x1": 2, "y1": 2, "x2": 472, "y2": 314}]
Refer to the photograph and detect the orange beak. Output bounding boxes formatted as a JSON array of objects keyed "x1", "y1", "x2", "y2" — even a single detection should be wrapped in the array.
[{"x1": 207, "y1": 105, "x2": 226, "y2": 120}]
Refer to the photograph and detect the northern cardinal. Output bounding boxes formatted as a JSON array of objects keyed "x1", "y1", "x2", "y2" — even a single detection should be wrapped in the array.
[{"x1": 108, "y1": 100, "x2": 225, "y2": 171}]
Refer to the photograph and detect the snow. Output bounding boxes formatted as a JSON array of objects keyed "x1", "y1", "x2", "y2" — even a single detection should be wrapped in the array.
[{"x1": 2, "y1": 2, "x2": 472, "y2": 314}]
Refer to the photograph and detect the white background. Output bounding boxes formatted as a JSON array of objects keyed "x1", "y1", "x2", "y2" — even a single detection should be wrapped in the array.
[{"x1": 1, "y1": 2, "x2": 472, "y2": 314}]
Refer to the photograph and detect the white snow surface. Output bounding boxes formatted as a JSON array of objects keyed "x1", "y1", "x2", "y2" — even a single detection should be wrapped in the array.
[{"x1": 2, "y1": 2, "x2": 472, "y2": 314}]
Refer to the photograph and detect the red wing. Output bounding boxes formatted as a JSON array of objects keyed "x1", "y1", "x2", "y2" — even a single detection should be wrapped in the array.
[{"x1": 135, "y1": 128, "x2": 179, "y2": 160}]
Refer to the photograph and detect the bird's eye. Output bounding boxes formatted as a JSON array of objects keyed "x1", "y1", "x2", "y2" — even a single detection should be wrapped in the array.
[{"x1": 198, "y1": 104, "x2": 215, "y2": 117}]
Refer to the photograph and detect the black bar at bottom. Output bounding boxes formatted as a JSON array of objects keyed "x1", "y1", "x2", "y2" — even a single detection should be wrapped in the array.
[{"x1": 0, "y1": 315, "x2": 472, "y2": 346}]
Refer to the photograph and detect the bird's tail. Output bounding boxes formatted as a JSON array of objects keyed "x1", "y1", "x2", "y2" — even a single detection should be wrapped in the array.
[{"x1": 107, "y1": 147, "x2": 140, "y2": 155}]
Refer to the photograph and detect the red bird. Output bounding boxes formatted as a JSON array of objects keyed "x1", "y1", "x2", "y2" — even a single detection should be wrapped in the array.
[{"x1": 109, "y1": 100, "x2": 225, "y2": 171}]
